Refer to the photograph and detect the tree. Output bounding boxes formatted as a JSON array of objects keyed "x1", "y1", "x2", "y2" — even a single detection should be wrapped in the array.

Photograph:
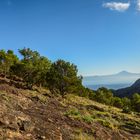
[
  {"x1": 122, "y1": 97, "x2": 131, "y2": 108},
  {"x1": 10, "y1": 48, "x2": 51, "y2": 88},
  {"x1": 131, "y1": 93, "x2": 140, "y2": 112},
  {"x1": 46, "y1": 59, "x2": 82, "y2": 96},
  {"x1": 18, "y1": 47, "x2": 40, "y2": 61},
  {"x1": 0, "y1": 50, "x2": 18, "y2": 75},
  {"x1": 112, "y1": 97, "x2": 123, "y2": 108},
  {"x1": 95, "y1": 87, "x2": 113, "y2": 105},
  {"x1": 31, "y1": 56, "x2": 51, "y2": 87}
]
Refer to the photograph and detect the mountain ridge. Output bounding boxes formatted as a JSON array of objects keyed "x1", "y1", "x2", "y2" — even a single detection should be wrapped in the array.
[{"x1": 114, "y1": 78, "x2": 140, "y2": 97}]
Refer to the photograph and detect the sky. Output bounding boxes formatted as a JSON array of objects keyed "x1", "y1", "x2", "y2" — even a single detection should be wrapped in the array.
[{"x1": 0, "y1": 0, "x2": 140, "y2": 76}]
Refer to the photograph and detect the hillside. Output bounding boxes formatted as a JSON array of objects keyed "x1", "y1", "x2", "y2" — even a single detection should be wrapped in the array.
[
  {"x1": 0, "y1": 79, "x2": 140, "y2": 139},
  {"x1": 114, "y1": 79, "x2": 140, "y2": 97},
  {"x1": 83, "y1": 71, "x2": 140, "y2": 90}
]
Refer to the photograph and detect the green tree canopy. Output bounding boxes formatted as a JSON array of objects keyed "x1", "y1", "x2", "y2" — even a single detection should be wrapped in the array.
[
  {"x1": 112, "y1": 97, "x2": 123, "y2": 108},
  {"x1": 46, "y1": 59, "x2": 82, "y2": 96},
  {"x1": 95, "y1": 87, "x2": 113, "y2": 105},
  {"x1": 10, "y1": 48, "x2": 51, "y2": 88},
  {"x1": 132, "y1": 93, "x2": 140, "y2": 112},
  {"x1": 0, "y1": 50, "x2": 18, "y2": 75}
]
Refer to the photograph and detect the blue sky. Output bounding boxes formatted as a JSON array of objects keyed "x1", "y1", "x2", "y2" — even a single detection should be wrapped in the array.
[{"x1": 0, "y1": 0, "x2": 140, "y2": 76}]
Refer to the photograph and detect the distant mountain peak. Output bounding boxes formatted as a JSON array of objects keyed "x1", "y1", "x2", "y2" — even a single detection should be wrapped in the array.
[{"x1": 118, "y1": 71, "x2": 130, "y2": 75}]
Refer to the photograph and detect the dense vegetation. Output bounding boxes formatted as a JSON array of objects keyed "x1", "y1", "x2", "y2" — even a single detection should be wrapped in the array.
[{"x1": 0, "y1": 48, "x2": 140, "y2": 113}]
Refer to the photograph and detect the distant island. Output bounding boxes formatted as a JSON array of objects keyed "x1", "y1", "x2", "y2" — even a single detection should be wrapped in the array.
[{"x1": 83, "y1": 71, "x2": 140, "y2": 90}]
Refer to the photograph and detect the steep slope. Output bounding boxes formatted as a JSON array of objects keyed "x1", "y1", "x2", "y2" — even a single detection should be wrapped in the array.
[
  {"x1": 0, "y1": 81, "x2": 140, "y2": 139},
  {"x1": 83, "y1": 71, "x2": 140, "y2": 90},
  {"x1": 114, "y1": 79, "x2": 140, "y2": 97}
]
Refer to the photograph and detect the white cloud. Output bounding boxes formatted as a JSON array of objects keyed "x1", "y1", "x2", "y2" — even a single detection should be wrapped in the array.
[
  {"x1": 103, "y1": 2, "x2": 130, "y2": 12},
  {"x1": 137, "y1": 0, "x2": 140, "y2": 11}
]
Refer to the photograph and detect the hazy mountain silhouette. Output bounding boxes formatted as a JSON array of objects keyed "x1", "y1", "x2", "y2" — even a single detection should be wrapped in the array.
[{"x1": 83, "y1": 71, "x2": 140, "y2": 90}]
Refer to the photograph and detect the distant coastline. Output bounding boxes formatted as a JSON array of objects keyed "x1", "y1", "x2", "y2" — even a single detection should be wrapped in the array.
[{"x1": 85, "y1": 83, "x2": 132, "y2": 90}]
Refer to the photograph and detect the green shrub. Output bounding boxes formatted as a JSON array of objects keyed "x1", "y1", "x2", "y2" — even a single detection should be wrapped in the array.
[
  {"x1": 64, "y1": 108, "x2": 80, "y2": 117},
  {"x1": 122, "y1": 106, "x2": 131, "y2": 114},
  {"x1": 95, "y1": 119, "x2": 114, "y2": 129},
  {"x1": 82, "y1": 115, "x2": 93, "y2": 123}
]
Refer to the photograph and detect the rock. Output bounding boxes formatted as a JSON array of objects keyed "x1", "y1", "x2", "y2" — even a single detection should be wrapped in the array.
[{"x1": 17, "y1": 119, "x2": 34, "y2": 132}]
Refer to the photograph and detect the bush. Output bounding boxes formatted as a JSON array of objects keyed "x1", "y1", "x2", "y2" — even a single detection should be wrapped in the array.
[
  {"x1": 82, "y1": 115, "x2": 93, "y2": 123},
  {"x1": 46, "y1": 59, "x2": 82, "y2": 96},
  {"x1": 122, "y1": 106, "x2": 131, "y2": 114},
  {"x1": 112, "y1": 97, "x2": 123, "y2": 108},
  {"x1": 94, "y1": 87, "x2": 113, "y2": 105},
  {"x1": 64, "y1": 108, "x2": 80, "y2": 117}
]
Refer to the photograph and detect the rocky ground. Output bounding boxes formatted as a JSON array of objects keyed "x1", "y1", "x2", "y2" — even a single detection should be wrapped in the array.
[{"x1": 0, "y1": 78, "x2": 140, "y2": 140}]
